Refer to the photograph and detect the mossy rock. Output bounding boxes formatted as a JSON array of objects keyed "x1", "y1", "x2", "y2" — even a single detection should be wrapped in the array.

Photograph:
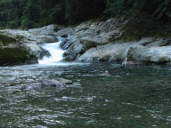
[
  {"x1": 0, "y1": 47, "x2": 37, "y2": 65},
  {"x1": 0, "y1": 34, "x2": 17, "y2": 46}
]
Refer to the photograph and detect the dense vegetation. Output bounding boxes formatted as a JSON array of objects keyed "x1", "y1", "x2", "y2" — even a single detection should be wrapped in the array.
[
  {"x1": 0, "y1": 0, "x2": 171, "y2": 37},
  {"x1": 0, "y1": 0, "x2": 105, "y2": 28}
]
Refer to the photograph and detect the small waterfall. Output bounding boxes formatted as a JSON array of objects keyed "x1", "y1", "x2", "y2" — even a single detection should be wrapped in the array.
[
  {"x1": 122, "y1": 57, "x2": 128, "y2": 67},
  {"x1": 38, "y1": 39, "x2": 65, "y2": 65},
  {"x1": 121, "y1": 47, "x2": 130, "y2": 67}
]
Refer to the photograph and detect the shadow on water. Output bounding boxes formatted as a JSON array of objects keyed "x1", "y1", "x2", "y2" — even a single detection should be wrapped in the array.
[{"x1": 0, "y1": 63, "x2": 171, "y2": 128}]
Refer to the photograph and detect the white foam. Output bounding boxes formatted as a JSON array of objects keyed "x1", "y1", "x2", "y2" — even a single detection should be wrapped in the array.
[{"x1": 38, "y1": 41, "x2": 64, "y2": 64}]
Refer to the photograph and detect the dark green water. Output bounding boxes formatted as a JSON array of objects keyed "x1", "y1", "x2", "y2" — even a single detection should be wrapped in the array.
[{"x1": 0, "y1": 63, "x2": 171, "y2": 128}]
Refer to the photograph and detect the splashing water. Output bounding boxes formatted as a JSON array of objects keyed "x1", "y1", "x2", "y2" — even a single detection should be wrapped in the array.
[{"x1": 38, "y1": 40, "x2": 65, "y2": 65}]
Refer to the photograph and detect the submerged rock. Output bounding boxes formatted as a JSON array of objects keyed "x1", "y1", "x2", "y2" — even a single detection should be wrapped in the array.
[
  {"x1": 56, "y1": 78, "x2": 73, "y2": 84},
  {"x1": 99, "y1": 70, "x2": 111, "y2": 77},
  {"x1": 40, "y1": 78, "x2": 72, "y2": 88},
  {"x1": 41, "y1": 79, "x2": 65, "y2": 88},
  {"x1": 22, "y1": 78, "x2": 73, "y2": 91}
]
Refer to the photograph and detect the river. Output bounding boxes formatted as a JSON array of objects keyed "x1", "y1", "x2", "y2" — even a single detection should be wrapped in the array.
[{"x1": 0, "y1": 42, "x2": 171, "y2": 128}]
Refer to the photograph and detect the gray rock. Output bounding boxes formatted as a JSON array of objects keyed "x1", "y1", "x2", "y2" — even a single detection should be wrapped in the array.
[
  {"x1": 28, "y1": 24, "x2": 62, "y2": 35},
  {"x1": 55, "y1": 27, "x2": 75, "y2": 37},
  {"x1": 0, "y1": 24, "x2": 63, "y2": 65},
  {"x1": 56, "y1": 78, "x2": 73, "y2": 84},
  {"x1": 77, "y1": 43, "x2": 133, "y2": 62},
  {"x1": 41, "y1": 79, "x2": 65, "y2": 88},
  {"x1": 56, "y1": 18, "x2": 125, "y2": 61},
  {"x1": 22, "y1": 42, "x2": 49, "y2": 58},
  {"x1": 128, "y1": 45, "x2": 171, "y2": 64}
]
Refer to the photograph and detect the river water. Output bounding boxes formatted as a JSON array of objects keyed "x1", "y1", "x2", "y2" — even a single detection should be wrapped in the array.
[
  {"x1": 1, "y1": 42, "x2": 171, "y2": 128},
  {"x1": 0, "y1": 63, "x2": 171, "y2": 128}
]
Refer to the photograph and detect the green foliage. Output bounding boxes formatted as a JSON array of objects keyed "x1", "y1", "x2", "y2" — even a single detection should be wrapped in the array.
[
  {"x1": 106, "y1": 0, "x2": 171, "y2": 20},
  {"x1": 105, "y1": 0, "x2": 171, "y2": 39},
  {"x1": 0, "y1": 0, "x2": 171, "y2": 40},
  {"x1": 0, "y1": 0, "x2": 105, "y2": 28}
]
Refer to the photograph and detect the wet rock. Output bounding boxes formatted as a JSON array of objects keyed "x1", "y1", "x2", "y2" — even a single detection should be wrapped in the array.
[
  {"x1": 41, "y1": 79, "x2": 65, "y2": 88},
  {"x1": 56, "y1": 78, "x2": 73, "y2": 84},
  {"x1": 22, "y1": 78, "x2": 73, "y2": 91},
  {"x1": 62, "y1": 38, "x2": 85, "y2": 61},
  {"x1": 99, "y1": 70, "x2": 111, "y2": 77},
  {"x1": 21, "y1": 83, "x2": 41, "y2": 91},
  {"x1": 56, "y1": 18, "x2": 126, "y2": 61},
  {"x1": 22, "y1": 43, "x2": 49, "y2": 59}
]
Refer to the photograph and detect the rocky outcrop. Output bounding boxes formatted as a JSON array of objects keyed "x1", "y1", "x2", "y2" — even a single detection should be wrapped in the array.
[
  {"x1": 54, "y1": 16, "x2": 171, "y2": 65},
  {"x1": 0, "y1": 25, "x2": 60, "y2": 65},
  {"x1": 0, "y1": 47, "x2": 37, "y2": 65},
  {"x1": 0, "y1": 34, "x2": 37, "y2": 65},
  {"x1": 78, "y1": 43, "x2": 132, "y2": 62},
  {"x1": 56, "y1": 18, "x2": 126, "y2": 61},
  {"x1": 0, "y1": 24, "x2": 60, "y2": 43},
  {"x1": 1, "y1": 18, "x2": 171, "y2": 65},
  {"x1": 77, "y1": 37, "x2": 171, "y2": 64}
]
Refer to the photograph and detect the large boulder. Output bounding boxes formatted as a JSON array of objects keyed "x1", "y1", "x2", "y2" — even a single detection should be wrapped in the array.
[
  {"x1": 77, "y1": 43, "x2": 132, "y2": 62},
  {"x1": 56, "y1": 18, "x2": 126, "y2": 61},
  {"x1": 0, "y1": 34, "x2": 37, "y2": 65},
  {"x1": 128, "y1": 45, "x2": 171, "y2": 64},
  {"x1": 0, "y1": 24, "x2": 62, "y2": 65},
  {"x1": 0, "y1": 47, "x2": 37, "y2": 65}
]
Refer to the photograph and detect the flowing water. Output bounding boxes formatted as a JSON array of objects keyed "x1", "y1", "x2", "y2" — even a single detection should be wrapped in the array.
[
  {"x1": 1, "y1": 43, "x2": 171, "y2": 128},
  {"x1": 38, "y1": 40, "x2": 65, "y2": 65}
]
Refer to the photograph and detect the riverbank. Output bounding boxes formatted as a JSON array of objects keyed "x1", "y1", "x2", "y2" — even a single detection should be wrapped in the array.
[
  {"x1": 56, "y1": 18, "x2": 171, "y2": 65},
  {"x1": 1, "y1": 18, "x2": 171, "y2": 65}
]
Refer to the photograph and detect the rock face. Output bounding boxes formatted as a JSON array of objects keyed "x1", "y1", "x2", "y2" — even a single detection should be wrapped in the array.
[
  {"x1": 0, "y1": 34, "x2": 37, "y2": 65},
  {"x1": 55, "y1": 18, "x2": 126, "y2": 61},
  {"x1": 55, "y1": 17, "x2": 171, "y2": 64},
  {"x1": 78, "y1": 43, "x2": 132, "y2": 62}
]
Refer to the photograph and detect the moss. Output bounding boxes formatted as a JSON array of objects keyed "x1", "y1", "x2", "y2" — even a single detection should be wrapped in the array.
[
  {"x1": 0, "y1": 47, "x2": 37, "y2": 65},
  {"x1": 0, "y1": 34, "x2": 17, "y2": 46}
]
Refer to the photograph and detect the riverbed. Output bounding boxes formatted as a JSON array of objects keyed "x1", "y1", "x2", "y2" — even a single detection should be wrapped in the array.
[{"x1": 0, "y1": 63, "x2": 171, "y2": 128}]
